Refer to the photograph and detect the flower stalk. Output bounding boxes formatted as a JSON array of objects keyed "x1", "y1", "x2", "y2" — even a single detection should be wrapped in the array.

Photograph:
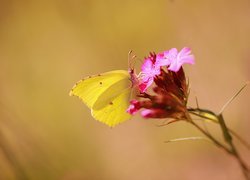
[
  {"x1": 188, "y1": 108, "x2": 250, "y2": 179},
  {"x1": 217, "y1": 113, "x2": 249, "y2": 179}
]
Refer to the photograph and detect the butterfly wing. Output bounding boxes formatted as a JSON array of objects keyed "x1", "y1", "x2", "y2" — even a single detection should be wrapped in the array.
[
  {"x1": 70, "y1": 70, "x2": 133, "y2": 127},
  {"x1": 91, "y1": 78, "x2": 132, "y2": 127},
  {"x1": 69, "y1": 70, "x2": 130, "y2": 108}
]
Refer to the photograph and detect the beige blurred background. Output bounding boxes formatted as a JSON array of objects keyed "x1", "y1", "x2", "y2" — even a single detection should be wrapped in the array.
[{"x1": 0, "y1": 0, "x2": 250, "y2": 179}]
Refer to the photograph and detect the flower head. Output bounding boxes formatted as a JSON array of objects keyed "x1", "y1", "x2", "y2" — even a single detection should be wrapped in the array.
[{"x1": 128, "y1": 47, "x2": 194, "y2": 121}]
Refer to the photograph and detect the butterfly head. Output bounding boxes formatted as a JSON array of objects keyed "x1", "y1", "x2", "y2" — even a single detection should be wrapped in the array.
[{"x1": 128, "y1": 67, "x2": 139, "y2": 88}]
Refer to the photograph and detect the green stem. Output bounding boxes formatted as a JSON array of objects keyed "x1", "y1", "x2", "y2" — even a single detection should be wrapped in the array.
[
  {"x1": 185, "y1": 112, "x2": 232, "y2": 154},
  {"x1": 188, "y1": 108, "x2": 250, "y2": 151},
  {"x1": 217, "y1": 114, "x2": 249, "y2": 180},
  {"x1": 229, "y1": 130, "x2": 250, "y2": 151},
  {"x1": 186, "y1": 110, "x2": 249, "y2": 179},
  {"x1": 188, "y1": 120, "x2": 232, "y2": 154}
]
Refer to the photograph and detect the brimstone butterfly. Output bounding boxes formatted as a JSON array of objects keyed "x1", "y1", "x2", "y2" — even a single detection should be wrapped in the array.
[{"x1": 69, "y1": 69, "x2": 138, "y2": 127}]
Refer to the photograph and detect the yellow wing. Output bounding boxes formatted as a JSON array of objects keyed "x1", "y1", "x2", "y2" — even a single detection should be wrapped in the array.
[
  {"x1": 70, "y1": 70, "x2": 133, "y2": 127},
  {"x1": 91, "y1": 86, "x2": 132, "y2": 127},
  {"x1": 69, "y1": 70, "x2": 130, "y2": 108}
]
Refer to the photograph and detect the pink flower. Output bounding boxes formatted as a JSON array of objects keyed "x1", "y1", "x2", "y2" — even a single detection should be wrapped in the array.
[
  {"x1": 165, "y1": 47, "x2": 195, "y2": 72},
  {"x1": 127, "y1": 47, "x2": 194, "y2": 120},
  {"x1": 127, "y1": 67, "x2": 189, "y2": 120},
  {"x1": 137, "y1": 47, "x2": 194, "y2": 93},
  {"x1": 139, "y1": 53, "x2": 161, "y2": 92}
]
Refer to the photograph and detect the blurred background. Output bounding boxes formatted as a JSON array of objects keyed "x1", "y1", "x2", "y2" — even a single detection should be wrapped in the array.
[{"x1": 0, "y1": 0, "x2": 250, "y2": 179}]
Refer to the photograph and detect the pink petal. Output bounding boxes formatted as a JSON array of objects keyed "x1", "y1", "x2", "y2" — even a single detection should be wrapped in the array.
[
  {"x1": 178, "y1": 47, "x2": 191, "y2": 57},
  {"x1": 126, "y1": 100, "x2": 140, "y2": 115},
  {"x1": 141, "y1": 58, "x2": 153, "y2": 72},
  {"x1": 141, "y1": 109, "x2": 168, "y2": 118},
  {"x1": 156, "y1": 52, "x2": 171, "y2": 67},
  {"x1": 139, "y1": 82, "x2": 147, "y2": 93},
  {"x1": 167, "y1": 47, "x2": 195, "y2": 72},
  {"x1": 166, "y1": 48, "x2": 178, "y2": 59},
  {"x1": 141, "y1": 109, "x2": 153, "y2": 118},
  {"x1": 179, "y1": 55, "x2": 195, "y2": 64},
  {"x1": 167, "y1": 60, "x2": 182, "y2": 72},
  {"x1": 139, "y1": 54, "x2": 161, "y2": 92},
  {"x1": 139, "y1": 78, "x2": 154, "y2": 93}
]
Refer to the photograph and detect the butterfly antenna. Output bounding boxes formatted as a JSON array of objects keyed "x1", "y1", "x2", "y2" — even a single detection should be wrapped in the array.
[
  {"x1": 219, "y1": 81, "x2": 249, "y2": 114},
  {"x1": 128, "y1": 50, "x2": 133, "y2": 69},
  {"x1": 128, "y1": 50, "x2": 137, "y2": 70}
]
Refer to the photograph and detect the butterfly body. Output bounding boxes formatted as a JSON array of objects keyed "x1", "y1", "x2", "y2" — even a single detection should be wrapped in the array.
[{"x1": 70, "y1": 70, "x2": 137, "y2": 127}]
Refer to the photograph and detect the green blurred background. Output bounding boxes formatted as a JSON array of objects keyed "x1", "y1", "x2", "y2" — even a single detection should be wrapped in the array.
[{"x1": 0, "y1": 0, "x2": 250, "y2": 179}]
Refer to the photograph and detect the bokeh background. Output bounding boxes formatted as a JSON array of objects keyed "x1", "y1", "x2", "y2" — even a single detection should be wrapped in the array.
[{"x1": 0, "y1": 0, "x2": 250, "y2": 179}]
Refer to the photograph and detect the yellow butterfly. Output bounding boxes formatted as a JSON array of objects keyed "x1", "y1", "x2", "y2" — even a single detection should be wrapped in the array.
[{"x1": 69, "y1": 69, "x2": 138, "y2": 127}]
